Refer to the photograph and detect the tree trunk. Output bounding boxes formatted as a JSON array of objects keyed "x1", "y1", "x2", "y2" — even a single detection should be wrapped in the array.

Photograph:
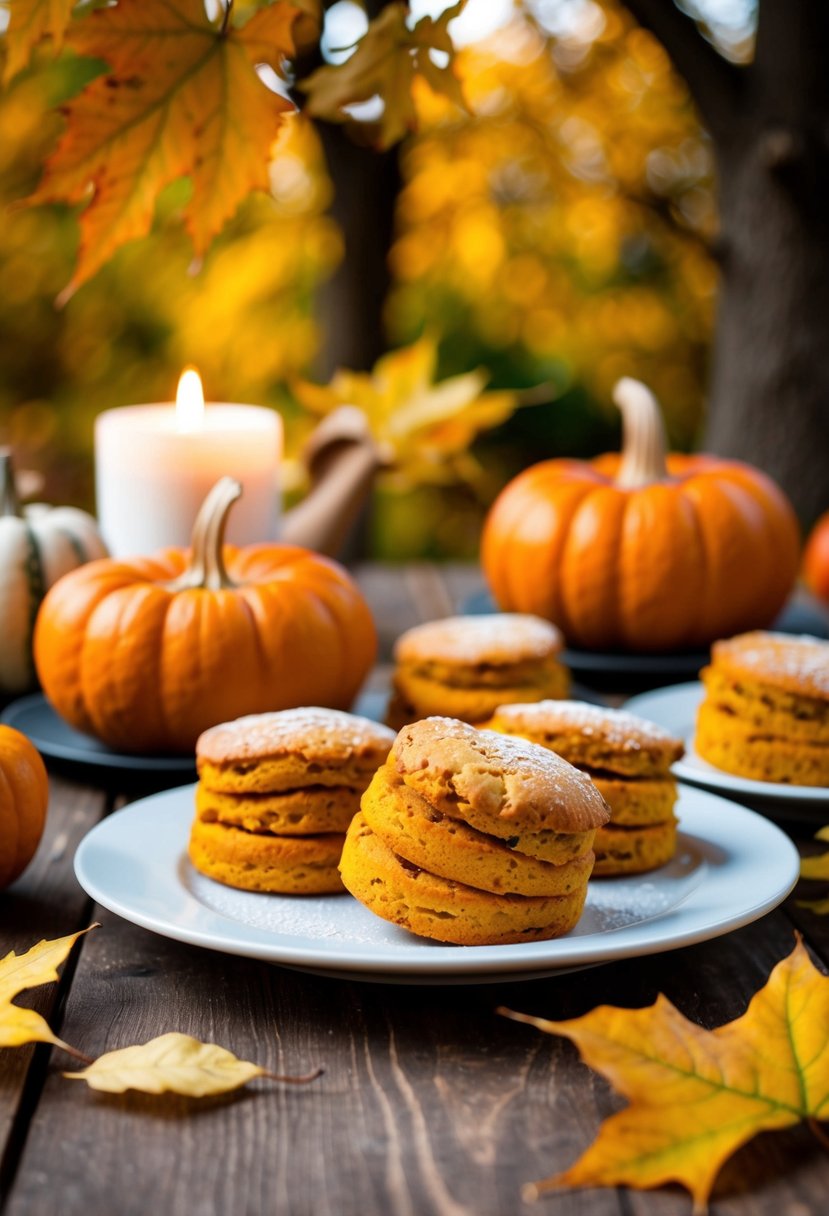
[
  {"x1": 306, "y1": 0, "x2": 401, "y2": 377},
  {"x1": 622, "y1": 0, "x2": 829, "y2": 526},
  {"x1": 316, "y1": 123, "x2": 400, "y2": 374},
  {"x1": 707, "y1": 134, "x2": 829, "y2": 525}
]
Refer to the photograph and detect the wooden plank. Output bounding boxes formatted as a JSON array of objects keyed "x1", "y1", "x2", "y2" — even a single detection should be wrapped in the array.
[
  {"x1": 5, "y1": 566, "x2": 829, "y2": 1216},
  {"x1": 353, "y1": 562, "x2": 462, "y2": 660},
  {"x1": 439, "y1": 563, "x2": 488, "y2": 614},
  {"x1": 782, "y1": 821, "x2": 829, "y2": 970},
  {"x1": 0, "y1": 776, "x2": 108, "y2": 1198},
  {"x1": 352, "y1": 564, "x2": 426, "y2": 661},
  {"x1": 6, "y1": 904, "x2": 829, "y2": 1216}
]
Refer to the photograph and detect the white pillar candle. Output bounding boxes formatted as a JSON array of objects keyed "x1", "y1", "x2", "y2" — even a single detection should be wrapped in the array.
[{"x1": 95, "y1": 369, "x2": 282, "y2": 557}]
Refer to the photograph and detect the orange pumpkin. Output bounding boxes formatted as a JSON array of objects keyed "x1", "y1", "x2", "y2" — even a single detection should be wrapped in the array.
[
  {"x1": 0, "y1": 726, "x2": 48, "y2": 889},
  {"x1": 34, "y1": 478, "x2": 377, "y2": 754},
  {"x1": 482, "y1": 379, "x2": 800, "y2": 652},
  {"x1": 804, "y1": 511, "x2": 829, "y2": 602}
]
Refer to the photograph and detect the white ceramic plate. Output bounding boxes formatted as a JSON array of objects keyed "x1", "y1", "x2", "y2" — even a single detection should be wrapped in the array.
[
  {"x1": 74, "y1": 783, "x2": 799, "y2": 984},
  {"x1": 625, "y1": 683, "x2": 829, "y2": 816}
]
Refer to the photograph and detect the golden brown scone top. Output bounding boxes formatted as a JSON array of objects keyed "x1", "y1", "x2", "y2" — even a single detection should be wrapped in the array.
[
  {"x1": 197, "y1": 708, "x2": 396, "y2": 766},
  {"x1": 708, "y1": 632, "x2": 829, "y2": 700},
  {"x1": 394, "y1": 614, "x2": 563, "y2": 667},
  {"x1": 391, "y1": 716, "x2": 609, "y2": 834},
  {"x1": 488, "y1": 700, "x2": 684, "y2": 770}
]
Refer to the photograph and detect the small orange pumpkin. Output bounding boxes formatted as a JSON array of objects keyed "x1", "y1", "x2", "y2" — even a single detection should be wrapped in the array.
[
  {"x1": 804, "y1": 511, "x2": 829, "y2": 603},
  {"x1": 34, "y1": 478, "x2": 377, "y2": 754},
  {"x1": 0, "y1": 726, "x2": 48, "y2": 889},
  {"x1": 482, "y1": 379, "x2": 800, "y2": 652}
]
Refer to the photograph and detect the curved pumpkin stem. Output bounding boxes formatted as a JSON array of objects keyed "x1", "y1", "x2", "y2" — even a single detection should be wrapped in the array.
[
  {"x1": 167, "y1": 476, "x2": 241, "y2": 591},
  {"x1": 0, "y1": 448, "x2": 22, "y2": 518},
  {"x1": 612, "y1": 378, "x2": 670, "y2": 488}
]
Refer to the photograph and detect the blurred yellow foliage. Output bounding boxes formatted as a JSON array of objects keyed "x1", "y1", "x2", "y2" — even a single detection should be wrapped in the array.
[
  {"x1": 0, "y1": 51, "x2": 340, "y2": 507},
  {"x1": 292, "y1": 334, "x2": 517, "y2": 491},
  {"x1": 388, "y1": 1, "x2": 716, "y2": 445},
  {"x1": 0, "y1": 0, "x2": 717, "y2": 560}
]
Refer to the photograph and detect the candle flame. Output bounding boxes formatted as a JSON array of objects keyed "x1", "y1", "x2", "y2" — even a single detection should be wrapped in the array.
[{"x1": 176, "y1": 366, "x2": 205, "y2": 431}]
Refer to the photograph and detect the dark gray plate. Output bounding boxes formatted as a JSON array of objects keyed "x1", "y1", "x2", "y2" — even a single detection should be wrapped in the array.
[
  {"x1": 1, "y1": 694, "x2": 197, "y2": 779},
  {"x1": 1, "y1": 689, "x2": 389, "y2": 782},
  {"x1": 463, "y1": 589, "x2": 829, "y2": 689}
]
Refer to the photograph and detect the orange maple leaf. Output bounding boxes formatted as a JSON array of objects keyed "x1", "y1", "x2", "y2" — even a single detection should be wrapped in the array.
[
  {"x1": 29, "y1": 0, "x2": 299, "y2": 301},
  {"x1": 300, "y1": 0, "x2": 468, "y2": 149},
  {"x1": 2, "y1": 0, "x2": 76, "y2": 84},
  {"x1": 500, "y1": 936, "x2": 829, "y2": 1214}
]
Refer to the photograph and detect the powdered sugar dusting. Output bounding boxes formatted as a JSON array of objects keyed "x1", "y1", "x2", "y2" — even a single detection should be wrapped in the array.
[
  {"x1": 185, "y1": 844, "x2": 704, "y2": 945},
  {"x1": 395, "y1": 614, "x2": 563, "y2": 665},
  {"x1": 402, "y1": 715, "x2": 596, "y2": 787},
  {"x1": 493, "y1": 700, "x2": 681, "y2": 752},
  {"x1": 198, "y1": 708, "x2": 396, "y2": 763},
  {"x1": 713, "y1": 632, "x2": 829, "y2": 699},
  {"x1": 393, "y1": 716, "x2": 609, "y2": 829}
]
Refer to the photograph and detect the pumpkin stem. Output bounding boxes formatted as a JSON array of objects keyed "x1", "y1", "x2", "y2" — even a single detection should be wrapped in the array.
[
  {"x1": 0, "y1": 448, "x2": 22, "y2": 518},
  {"x1": 612, "y1": 378, "x2": 670, "y2": 488},
  {"x1": 168, "y1": 477, "x2": 241, "y2": 591}
]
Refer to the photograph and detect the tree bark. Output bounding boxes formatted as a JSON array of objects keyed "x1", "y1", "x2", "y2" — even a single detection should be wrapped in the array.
[
  {"x1": 707, "y1": 131, "x2": 829, "y2": 525},
  {"x1": 315, "y1": 123, "x2": 400, "y2": 374},
  {"x1": 623, "y1": 0, "x2": 829, "y2": 524},
  {"x1": 306, "y1": 0, "x2": 401, "y2": 376}
]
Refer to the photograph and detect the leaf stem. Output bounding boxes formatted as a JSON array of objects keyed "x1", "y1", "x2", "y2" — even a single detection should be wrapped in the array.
[
  {"x1": 220, "y1": 0, "x2": 234, "y2": 35},
  {"x1": 809, "y1": 1118, "x2": 829, "y2": 1153},
  {"x1": 56, "y1": 1041, "x2": 95, "y2": 1066},
  {"x1": 262, "y1": 1065, "x2": 325, "y2": 1085}
]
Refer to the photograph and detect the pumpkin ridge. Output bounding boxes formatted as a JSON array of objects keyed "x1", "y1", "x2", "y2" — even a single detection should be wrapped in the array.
[
  {"x1": 86, "y1": 584, "x2": 170, "y2": 751},
  {"x1": 676, "y1": 480, "x2": 711, "y2": 648},
  {"x1": 0, "y1": 764, "x2": 19, "y2": 889},
  {"x1": 53, "y1": 524, "x2": 88, "y2": 565},
  {"x1": 0, "y1": 731, "x2": 48, "y2": 884},
  {"x1": 560, "y1": 486, "x2": 626, "y2": 649},
  {"x1": 22, "y1": 524, "x2": 46, "y2": 690},
  {"x1": 309, "y1": 577, "x2": 362, "y2": 701}
]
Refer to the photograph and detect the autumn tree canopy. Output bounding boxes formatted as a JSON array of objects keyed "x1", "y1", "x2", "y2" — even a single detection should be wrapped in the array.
[{"x1": 1, "y1": 0, "x2": 826, "y2": 529}]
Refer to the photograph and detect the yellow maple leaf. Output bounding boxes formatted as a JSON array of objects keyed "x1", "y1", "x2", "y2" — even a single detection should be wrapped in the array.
[
  {"x1": 300, "y1": 0, "x2": 468, "y2": 149},
  {"x1": 64, "y1": 1032, "x2": 323, "y2": 1096},
  {"x1": 291, "y1": 335, "x2": 518, "y2": 489},
  {"x1": 500, "y1": 937, "x2": 829, "y2": 1214},
  {"x1": 28, "y1": 0, "x2": 299, "y2": 301},
  {"x1": 797, "y1": 826, "x2": 829, "y2": 912},
  {"x1": 799, "y1": 826, "x2": 829, "y2": 881},
  {"x1": 0, "y1": 926, "x2": 95, "y2": 1052},
  {"x1": 1, "y1": 0, "x2": 76, "y2": 84}
]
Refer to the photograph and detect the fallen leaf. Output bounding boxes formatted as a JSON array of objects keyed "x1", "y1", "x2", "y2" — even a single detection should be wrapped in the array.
[
  {"x1": 799, "y1": 897, "x2": 829, "y2": 915},
  {"x1": 500, "y1": 936, "x2": 829, "y2": 1214},
  {"x1": 797, "y1": 827, "x2": 829, "y2": 913},
  {"x1": 64, "y1": 1031, "x2": 323, "y2": 1096},
  {"x1": 1, "y1": 0, "x2": 76, "y2": 84},
  {"x1": 292, "y1": 334, "x2": 518, "y2": 489},
  {"x1": 29, "y1": 0, "x2": 299, "y2": 300},
  {"x1": 0, "y1": 926, "x2": 95, "y2": 1052},
  {"x1": 300, "y1": 0, "x2": 468, "y2": 148},
  {"x1": 799, "y1": 826, "x2": 829, "y2": 882}
]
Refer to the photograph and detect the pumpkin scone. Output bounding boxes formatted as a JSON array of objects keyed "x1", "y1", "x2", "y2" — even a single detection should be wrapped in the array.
[
  {"x1": 696, "y1": 632, "x2": 829, "y2": 786},
  {"x1": 486, "y1": 701, "x2": 684, "y2": 876},
  {"x1": 386, "y1": 614, "x2": 569, "y2": 731},
  {"x1": 189, "y1": 708, "x2": 395, "y2": 894},
  {"x1": 339, "y1": 716, "x2": 609, "y2": 945}
]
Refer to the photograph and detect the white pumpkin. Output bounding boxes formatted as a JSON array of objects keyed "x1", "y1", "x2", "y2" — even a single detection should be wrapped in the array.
[{"x1": 0, "y1": 450, "x2": 108, "y2": 694}]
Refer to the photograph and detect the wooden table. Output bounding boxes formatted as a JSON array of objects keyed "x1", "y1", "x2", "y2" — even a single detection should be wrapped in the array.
[{"x1": 2, "y1": 564, "x2": 828, "y2": 1216}]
